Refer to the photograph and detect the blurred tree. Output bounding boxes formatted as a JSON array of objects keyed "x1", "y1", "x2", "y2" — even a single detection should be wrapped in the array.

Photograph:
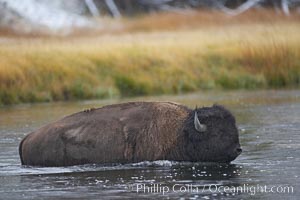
[{"x1": 1, "y1": 0, "x2": 300, "y2": 34}]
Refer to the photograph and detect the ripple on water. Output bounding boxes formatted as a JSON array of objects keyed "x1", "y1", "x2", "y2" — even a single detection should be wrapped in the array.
[{"x1": 0, "y1": 90, "x2": 299, "y2": 199}]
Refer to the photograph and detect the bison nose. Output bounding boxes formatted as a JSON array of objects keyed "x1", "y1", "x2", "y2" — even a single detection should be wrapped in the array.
[{"x1": 236, "y1": 147, "x2": 242, "y2": 154}]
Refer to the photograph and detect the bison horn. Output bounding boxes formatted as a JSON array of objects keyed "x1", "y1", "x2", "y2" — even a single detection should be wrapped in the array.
[{"x1": 194, "y1": 111, "x2": 207, "y2": 132}]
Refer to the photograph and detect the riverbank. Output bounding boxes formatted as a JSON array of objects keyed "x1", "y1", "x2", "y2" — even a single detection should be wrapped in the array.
[{"x1": 0, "y1": 11, "x2": 300, "y2": 105}]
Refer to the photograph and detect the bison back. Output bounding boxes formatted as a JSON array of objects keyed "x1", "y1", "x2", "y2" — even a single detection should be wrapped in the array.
[{"x1": 20, "y1": 102, "x2": 189, "y2": 166}]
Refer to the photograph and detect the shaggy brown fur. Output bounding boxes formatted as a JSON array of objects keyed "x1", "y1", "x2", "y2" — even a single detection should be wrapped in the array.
[{"x1": 19, "y1": 102, "x2": 241, "y2": 167}]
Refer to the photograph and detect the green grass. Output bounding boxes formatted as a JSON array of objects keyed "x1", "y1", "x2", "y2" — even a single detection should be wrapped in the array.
[{"x1": 0, "y1": 12, "x2": 300, "y2": 105}]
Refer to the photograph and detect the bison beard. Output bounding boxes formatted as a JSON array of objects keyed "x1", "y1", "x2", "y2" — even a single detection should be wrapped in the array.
[{"x1": 19, "y1": 102, "x2": 242, "y2": 167}]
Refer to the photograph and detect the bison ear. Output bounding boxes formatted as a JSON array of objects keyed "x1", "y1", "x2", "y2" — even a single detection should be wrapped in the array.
[{"x1": 194, "y1": 111, "x2": 207, "y2": 132}]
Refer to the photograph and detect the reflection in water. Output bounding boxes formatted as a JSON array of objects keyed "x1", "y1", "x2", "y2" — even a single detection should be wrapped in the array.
[{"x1": 0, "y1": 90, "x2": 299, "y2": 199}]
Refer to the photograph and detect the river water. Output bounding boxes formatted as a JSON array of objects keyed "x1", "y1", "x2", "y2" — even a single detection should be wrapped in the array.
[{"x1": 0, "y1": 90, "x2": 299, "y2": 200}]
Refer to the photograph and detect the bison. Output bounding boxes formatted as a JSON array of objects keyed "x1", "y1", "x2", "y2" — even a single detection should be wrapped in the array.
[{"x1": 19, "y1": 102, "x2": 242, "y2": 167}]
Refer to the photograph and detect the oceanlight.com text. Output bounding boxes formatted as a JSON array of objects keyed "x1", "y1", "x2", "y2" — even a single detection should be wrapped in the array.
[{"x1": 133, "y1": 183, "x2": 294, "y2": 196}]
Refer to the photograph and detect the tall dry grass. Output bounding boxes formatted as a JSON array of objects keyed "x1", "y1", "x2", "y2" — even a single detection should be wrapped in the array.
[{"x1": 0, "y1": 10, "x2": 299, "y2": 105}]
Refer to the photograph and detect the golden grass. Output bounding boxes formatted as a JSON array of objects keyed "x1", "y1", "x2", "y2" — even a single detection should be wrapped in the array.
[
  {"x1": 124, "y1": 9, "x2": 300, "y2": 32},
  {"x1": 0, "y1": 10, "x2": 300, "y2": 105}
]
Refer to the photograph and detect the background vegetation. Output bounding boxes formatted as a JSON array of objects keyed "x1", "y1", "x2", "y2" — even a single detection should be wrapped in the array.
[{"x1": 0, "y1": 11, "x2": 300, "y2": 105}]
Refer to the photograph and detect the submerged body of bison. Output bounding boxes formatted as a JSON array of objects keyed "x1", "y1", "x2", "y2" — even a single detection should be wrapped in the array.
[{"x1": 19, "y1": 102, "x2": 242, "y2": 167}]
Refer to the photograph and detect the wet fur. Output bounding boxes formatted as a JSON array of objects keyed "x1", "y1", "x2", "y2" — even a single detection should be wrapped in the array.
[{"x1": 19, "y1": 102, "x2": 240, "y2": 167}]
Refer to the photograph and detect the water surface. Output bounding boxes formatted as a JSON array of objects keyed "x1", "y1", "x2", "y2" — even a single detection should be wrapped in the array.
[{"x1": 0, "y1": 90, "x2": 299, "y2": 199}]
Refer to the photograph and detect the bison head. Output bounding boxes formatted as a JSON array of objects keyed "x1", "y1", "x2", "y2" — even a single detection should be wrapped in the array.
[{"x1": 183, "y1": 104, "x2": 242, "y2": 163}]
